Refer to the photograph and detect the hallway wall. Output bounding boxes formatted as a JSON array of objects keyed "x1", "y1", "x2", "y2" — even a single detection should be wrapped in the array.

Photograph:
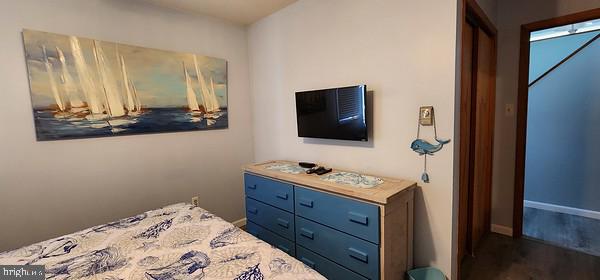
[
  {"x1": 492, "y1": 0, "x2": 600, "y2": 230},
  {"x1": 525, "y1": 37, "x2": 600, "y2": 212},
  {"x1": 475, "y1": 0, "x2": 498, "y2": 25},
  {"x1": 529, "y1": 31, "x2": 600, "y2": 83}
]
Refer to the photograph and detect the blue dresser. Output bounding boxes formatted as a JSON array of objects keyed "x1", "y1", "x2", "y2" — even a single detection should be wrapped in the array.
[{"x1": 244, "y1": 161, "x2": 416, "y2": 280}]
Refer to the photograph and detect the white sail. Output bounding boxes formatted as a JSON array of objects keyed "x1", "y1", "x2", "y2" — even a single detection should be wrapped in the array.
[
  {"x1": 42, "y1": 46, "x2": 65, "y2": 111},
  {"x1": 93, "y1": 40, "x2": 126, "y2": 117},
  {"x1": 70, "y1": 36, "x2": 104, "y2": 114},
  {"x1": 192, "y1": 55, "x2": 213, "y2": 112},
  {"x1": 184, "y1": 63, "x2": 200, "y2": 111},
  {"x1": 209, "y1": 77, "x2": 220, "y2": 112},
  {"x1": 119, "y1": 55, "x2": 136, "y2": 112},
  {"x1": 131, "y1": 81, "x2": 142, "y2": 111},
  {"x1": 56, "y1": 46, "x2": 84, "y2": 108}
]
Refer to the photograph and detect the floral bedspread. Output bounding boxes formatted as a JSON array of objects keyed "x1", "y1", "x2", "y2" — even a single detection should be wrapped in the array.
[{"x1": 0, "y1": 203, "x2": 325, "y2": 280}]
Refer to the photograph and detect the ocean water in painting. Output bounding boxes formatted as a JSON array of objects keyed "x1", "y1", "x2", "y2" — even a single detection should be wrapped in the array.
[
  {"x1": 34, "y1": 108, "x2": 228, "y2": 140},
  {"x1": 23, "y1": 29, "x2": 228, "y2": 141}
]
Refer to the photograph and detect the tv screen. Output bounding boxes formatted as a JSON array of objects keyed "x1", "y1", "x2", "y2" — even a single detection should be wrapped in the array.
[{"x1": 295, "y1": 85, "x2": 368, "y2": 141}]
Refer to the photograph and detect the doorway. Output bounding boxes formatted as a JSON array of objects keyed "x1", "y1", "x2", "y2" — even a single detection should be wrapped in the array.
[
  {"x1": 514, "y1": 8, "x2": 600, "y2": 256},
  {"x1": 457, "y1": 0, "x2": 497, "y2": 268}
]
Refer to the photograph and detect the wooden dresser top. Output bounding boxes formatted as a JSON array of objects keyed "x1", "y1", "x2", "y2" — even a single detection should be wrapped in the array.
[{"x1": 243, "y1": 160, "x2": 416, "y2": 204}]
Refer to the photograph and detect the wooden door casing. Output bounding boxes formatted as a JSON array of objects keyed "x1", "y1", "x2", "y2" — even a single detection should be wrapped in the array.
[
  {"x1": 458, "y1": 20, "x2": 475, "y2": 261},
  {"x1": 458, "y1": 0, "x2": 497, "y2": 270},
  {"x1": 471, "y1": 28, "x2": 495, "y2": 250}
]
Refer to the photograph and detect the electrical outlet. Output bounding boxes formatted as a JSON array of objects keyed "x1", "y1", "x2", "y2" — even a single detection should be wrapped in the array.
[{"x1": 191, "y1": 196, "x2": 199, "y2": 207}]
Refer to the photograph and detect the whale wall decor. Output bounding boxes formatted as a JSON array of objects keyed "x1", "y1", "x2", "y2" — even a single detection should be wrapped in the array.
[{"x1": 410, "y1": 106, "x2": 451, "y2": 183}]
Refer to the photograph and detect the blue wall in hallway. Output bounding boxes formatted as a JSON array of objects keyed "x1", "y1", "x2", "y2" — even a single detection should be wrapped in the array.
[
  {"x1": 525, "y1": 36, "x2": 600, "y2": 212},
  {"x1": 529, "y1": 31, "x2": 599, "y2": 83}
]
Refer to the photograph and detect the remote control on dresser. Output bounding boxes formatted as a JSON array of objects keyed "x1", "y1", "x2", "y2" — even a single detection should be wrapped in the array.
[
  {"x1": 306, "y1": 166, "x2": 324, "y2": 174},
  {"x1": 299, "y1": 162, "x2": 317, "y2": 168},
  {"x1": 315, "y1": 168, "x2": 332, "y2": 175}
]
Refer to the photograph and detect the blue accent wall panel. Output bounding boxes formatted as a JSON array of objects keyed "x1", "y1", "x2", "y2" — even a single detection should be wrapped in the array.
[
  {"x1": 525, "y1": 38, "x2": 600, "y2": 212},
  {"x1": 529, "y1": 31, "x2": 599, "y2": 83}
]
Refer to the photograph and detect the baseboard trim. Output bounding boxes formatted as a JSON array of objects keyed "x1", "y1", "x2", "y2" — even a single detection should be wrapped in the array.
[
  {"x1": 491, "y1": 224, "x2": 513, "y2": 236},
  {"x1": 524, "y1": 200, "x2": 600, "y2": 220},
  {"x1": 232, "y1": 218, "x2": 247, "y2": 228}
]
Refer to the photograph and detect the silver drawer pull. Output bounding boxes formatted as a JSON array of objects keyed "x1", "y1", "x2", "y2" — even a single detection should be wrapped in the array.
[
  {"x1": 276, "y1": 193, "x2": 289, "y2": 200},
  {"x1": 348, "y1": 212, "x2": 369, "y2": 225}
]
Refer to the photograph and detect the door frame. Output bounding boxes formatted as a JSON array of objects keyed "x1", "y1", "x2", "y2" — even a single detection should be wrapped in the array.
[
  {"x1": 512, "y1": 8, "x2": 600, "y2": 238},
  {"x1": 457, "y1": 0, "x2": 497, "y2": 272}
]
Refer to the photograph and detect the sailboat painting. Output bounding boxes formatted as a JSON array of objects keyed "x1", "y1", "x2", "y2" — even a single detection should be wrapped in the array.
[{"x1": 23, "y1": 29, "x2": 228, "y2": 141}]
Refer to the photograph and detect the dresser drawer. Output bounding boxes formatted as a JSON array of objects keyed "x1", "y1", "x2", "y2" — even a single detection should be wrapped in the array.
[
  {"x1": 297, "y1": 246, "x2": 368, "y2": 280},
  {"x1": 245, "y1": 173, "x2": 294, "y2": 212},
  {"x1": 296, "y1": 217, "x2": 379, "y2": 279},
  {"x1": 246, "y1": 197, "x2": 295, "y2": 241},
  {"x1": 246, "y1": 221, "x2": 295, "y2": 256},
  {"x1": 295, "y1": 187, "x2": 380, "y2": 244}
]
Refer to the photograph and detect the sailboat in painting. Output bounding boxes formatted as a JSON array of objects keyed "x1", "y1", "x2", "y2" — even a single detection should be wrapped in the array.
[
  {"x1": 56, "y1": 46, "x2": 86, "y2": 115},
  {"x1": 119, "y1": 55, "x2": 143, "y2": 117},
  {"x1": 206, "y1": 76, "x2": 224, "y2": 120},
  {"x1": 91, "y1": 40, "x2": 138, "y2": 132},
  {"x1": 192, "y1": 54, "x2": 223, "y2": 122},
  {"x1": 70, "y1": 36, "x2": 106, "y2": 118},
  {"x1": 41, "y1": 45, "x2": 66, "y2": 116},
  {"x1": 92, "y1": 40, "x2": 126, "y2": 118},
  {"x1": 183, "y1": 62, "x2": 202, "y2": 120},
  {"x1": 23, "y1": 29, "x2": 228, "y2": 141}
]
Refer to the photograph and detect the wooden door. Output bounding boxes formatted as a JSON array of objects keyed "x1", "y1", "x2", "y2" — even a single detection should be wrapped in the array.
[
  {"x1": 458, "y1": 0, "x2": 497, "y2": 264},
  {"x1": 471, "y1": 28, "x2": 495, "y2": 249},
  {"x1": 458, "y1": 20, "x2": 475, "y2": 261}
]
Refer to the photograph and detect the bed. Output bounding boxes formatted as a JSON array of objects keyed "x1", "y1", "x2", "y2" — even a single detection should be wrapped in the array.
[{"x1": 0, "y1": 203, "x2": 326, "y2": 280}]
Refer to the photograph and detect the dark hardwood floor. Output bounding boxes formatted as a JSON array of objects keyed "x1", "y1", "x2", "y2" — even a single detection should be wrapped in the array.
[{"x1": 461, "y1": 233, "x2": 600, "y2": 280}]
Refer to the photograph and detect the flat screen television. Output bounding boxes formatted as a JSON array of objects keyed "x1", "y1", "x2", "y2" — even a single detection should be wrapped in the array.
[{"x1": 295, "y1": 85, "x2": 368, "y2": 141}]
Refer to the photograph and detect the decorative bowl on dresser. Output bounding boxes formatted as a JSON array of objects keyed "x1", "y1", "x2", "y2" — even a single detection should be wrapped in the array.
[{"x1": 243, "y1": 160, "x2": 416, "y2": 280}]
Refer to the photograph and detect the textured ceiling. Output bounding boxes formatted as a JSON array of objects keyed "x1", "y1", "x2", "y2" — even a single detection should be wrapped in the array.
[{"x1": 142, "y1": 0, "x2": 297, "y2": 25}]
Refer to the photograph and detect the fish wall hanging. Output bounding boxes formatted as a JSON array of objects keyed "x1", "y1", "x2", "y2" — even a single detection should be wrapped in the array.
[{"x1": 410, "y1": 106, "x2": 451, "y2": 183}]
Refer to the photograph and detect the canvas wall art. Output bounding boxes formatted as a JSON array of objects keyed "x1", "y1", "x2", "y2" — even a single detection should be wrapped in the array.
[{"x1": 23, "y1": 29, "x2": 228, "y2": 141}]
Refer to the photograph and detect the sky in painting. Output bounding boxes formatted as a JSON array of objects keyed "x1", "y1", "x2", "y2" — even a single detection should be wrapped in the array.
[{"x1": 23, "y1": 29, "x2": 227, "y2": 109}]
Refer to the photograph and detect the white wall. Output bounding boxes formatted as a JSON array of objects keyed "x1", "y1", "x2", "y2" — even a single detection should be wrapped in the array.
[
  {"x1": 475, "y1": 0, "x2": 498, "y2": 25},
  {"x1": 492, "y1": 0, "x2": 600, "y2": 229},
  {"x1": 0, "y1": 0, "x2": 252, "y2": 252},
  {"x1": 248, "y1": 0, "x2": 459, "y2": 276}
]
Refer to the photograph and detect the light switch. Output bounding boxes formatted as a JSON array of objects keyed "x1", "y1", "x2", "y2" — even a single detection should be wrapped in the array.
[{"x1": 505, "y1": 104, "x2": 514, "y2": 117}]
